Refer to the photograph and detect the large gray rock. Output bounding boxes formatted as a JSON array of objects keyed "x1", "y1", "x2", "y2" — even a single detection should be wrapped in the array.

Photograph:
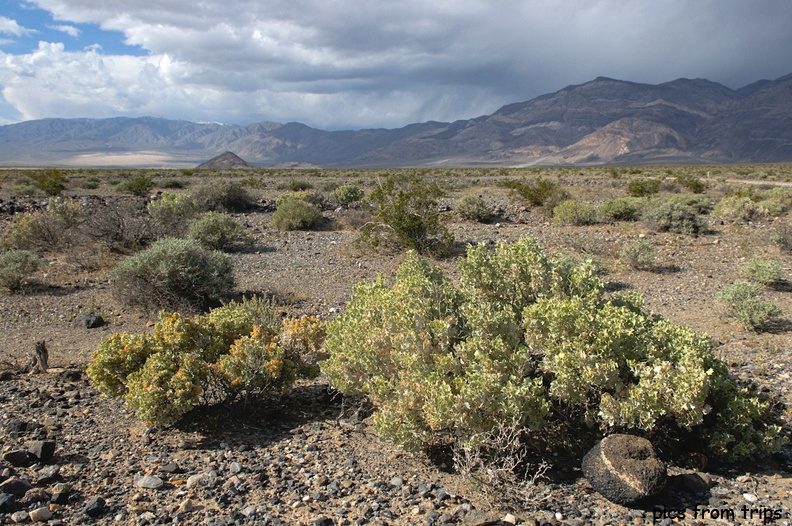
[{"x1": 582, "y1": 434, "x2": 666, "y2": 506}]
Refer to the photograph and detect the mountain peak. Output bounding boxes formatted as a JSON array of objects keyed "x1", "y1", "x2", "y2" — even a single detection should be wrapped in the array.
[{"x1": 196, "y1": 151, "x2": 253, "y2": 169}]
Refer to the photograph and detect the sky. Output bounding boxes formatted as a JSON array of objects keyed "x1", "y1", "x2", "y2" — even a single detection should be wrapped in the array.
[{"x1": 0, "y1": 0, "x2": 791, "y2": 130}]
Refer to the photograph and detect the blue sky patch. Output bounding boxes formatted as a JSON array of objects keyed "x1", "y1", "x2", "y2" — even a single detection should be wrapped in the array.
[{"x1": 0, "y1": 2, "x2": 146, "y2": 55}]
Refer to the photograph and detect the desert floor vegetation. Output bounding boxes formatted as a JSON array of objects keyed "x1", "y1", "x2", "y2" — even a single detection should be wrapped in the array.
[{"x1": 0, "y1": 163, "x2": 791, "y2": 523}]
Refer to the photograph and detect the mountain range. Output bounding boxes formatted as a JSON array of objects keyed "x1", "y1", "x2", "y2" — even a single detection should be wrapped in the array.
[{"x1": 1, "y1": 73, "x2": 791, "y2": 168}]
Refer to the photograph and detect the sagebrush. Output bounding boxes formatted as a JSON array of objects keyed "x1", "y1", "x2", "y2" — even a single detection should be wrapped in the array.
[
  {"x1": 322, "y1": 237, "x2": 786, "y2": 461},
  {"x1": 87, "y1": 298, "x2": 326, "y2": 426}
]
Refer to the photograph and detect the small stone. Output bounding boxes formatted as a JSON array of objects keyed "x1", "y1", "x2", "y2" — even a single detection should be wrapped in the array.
[
  {"x1": 673, "y1": 472, "x2": 713, "y2": 493},
  {"x1": 158, "y1": 461, "x2": 179, "y2": 473},
  {"x1": 133, "y1": 474, "x2": 164, "y2": 489},
  {"x1": 28, "y1": 506, "x2": 53, "y2": 522},
  {"x1": 178, "y1": 498, "x2": 200, "y2": 513},
  {"x1": 2, "y1": 450, "x2": 31, "y2": 467},
  {"x1": 463, "y1": 509, "x2": 502, "y2": 525},
  {"x1": 0, "y1": 477, "x2": 34, "y2": 497},
  {"x1": 313, "y1": 518, "x2": 334, "y2": 526},
  {"x1": 20, "y1": 488, "x2": 49, "y2": 504},
  {"x1": 582, "y1": 434, "x2": 666, "y2": 506},
  {"x1": 0, "y1": 492, "x2": 16, "y2": 512},
  {"x1": 186, "y1": 472, "x2": 218, "y2": 489},
  {"x1": 84, "y1": 496, "x2": 106, "y2": 517},
  {"x1": 502, "y1": 513, "x2": 517, "y2": 524},
  {"x1": 228, "y1": 461, "x2": 242, "y2": 474},
  {"x1": 743, "y1": 493, "x2": 759, "y2": 503},
  {"x1": 390, "y1": 476, "x2": 404, "y2": 487},
  {"x1": 27, "y1": 441, "x2": 56, "y2": 463},
  {"x1": 10, "y1": 510, "x2": 28, "y2": 523},
  {"x1": 36, "y1": 464, "x2": 60, "y2": 483}
]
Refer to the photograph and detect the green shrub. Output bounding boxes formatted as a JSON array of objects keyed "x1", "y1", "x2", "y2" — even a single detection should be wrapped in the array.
[
  {"x1": 456, "y1": 195, "x2": 493, "y2": 222},
  {"x1": 117, "y1": 175, "x2": 154, "y2": 197},
  {"x1": 333, "y1": 184, "x2": 365, "y2": 206},
  {"x1": 147, "y1": 192, "x2": 198, "y2": 237},
  {"x1": 80, "y1": 176, "x2": 101, "y2": 190},
  {"x1": 665, "y1": 194, "x2": 713, "y2": 215},
  {"x1": 275, "y1": 190, "x2": 325, "y2": 209},
  {"x1": 2, "y1": 199, "x2": 84, "y2": 252},
  {"x1": 108, "y1": 237, "x2": 234, "y2": 311},
  {"x1": 675, "y1": 173, "x2": 708, "y2": 194},
  {"x1": 501, "y1": 176, "x2": 570, "y2": 208},
  {"x1": 0, "y1": 249, "x2": 43, "y2": 291},
  {"x1": 160, "y1": 178, "x2": 187, "y2": 189},
  {"x1": 643, "y1": 201, "x2": 704, "y2": 234},
  {"x1": 713, "y1": 196, "x2": 763, "y2": 222},
  {"x1": 362, "y1": 174, "x2": 453, "y2": 256},
  {"x1": 271, "y1": 198, "x2": 323, "y2": 231},
  {"x1": 627, "y1": 178, "x2": 661, "y2": 197},
  {"x1": 322, "y1": 237, "x2": 785, "y2": 461},
  {"x1": 756, "y1": 187, "x2": 792, "y2": 217},
  {"x1": 188, "y1": 212, "x2": 248, "y2": 251},
  {"x1": 598, "y1": 197, "x2": 646, "y2": 221},
  {"x1": 29, "y1": 169, "x2": 68, "y2": 196},
  {"x1": 288, "y1": 180, "x2": 313, "y2": 191},
  {"x1": 621, "y1": 238, "x2": 656, "y2": 270},
  {"x1": 552, "y1": 199, "x2": 597, "y2": 226},
  {"x1": 87, "y1": 299, "x2": 323, "y2": 426},
  {"x1": 772, "y1": 221, "x2": 792, "y2": 253},
  {"x1": 742, "y1": 259, "x2": 784, "y2": 287},
  {"x1": 716, "y1": 280, "x2": 782, "y2": 331},
  {"x1": 193, "y1": 180, "x2": 254, "y2": 212}
]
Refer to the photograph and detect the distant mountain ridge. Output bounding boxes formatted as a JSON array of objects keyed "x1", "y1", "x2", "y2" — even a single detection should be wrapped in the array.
[{"x1": 1, "y1": 73, "x2": 791, "y2": 168}]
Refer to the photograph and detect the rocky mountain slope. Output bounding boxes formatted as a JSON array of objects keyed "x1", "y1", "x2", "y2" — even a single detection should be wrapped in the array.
[{"x1": 1, "y1": 74, "x2": 791, "y2": 167}]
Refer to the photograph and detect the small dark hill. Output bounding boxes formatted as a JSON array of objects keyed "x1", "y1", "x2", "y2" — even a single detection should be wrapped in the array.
[{"x1": 197, "y1": 151, "x2": 254, "y2": 169}]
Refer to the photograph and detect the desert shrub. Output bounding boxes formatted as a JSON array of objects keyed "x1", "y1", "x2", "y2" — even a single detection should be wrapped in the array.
[
  {"x1": 665, "y1": 194, "x2": 713, "y2": 214},
  {"x1": 288, "y1": 180, "x2": 313, "y2": 191},
  {"x1": 333, "y1": 184, "x2": 365, "y2": 207},
  {"x1": 323, "y1": 237, "x2": 785, "y2": 461},
  {"x1": 117, "y1": 175, "x2": 154, "y2": 197},
  {"x1": 773, "y1": 221, "x2": 792, "y2": 253},
  {"x1": 87, "y1": 299, "x2": 323, "y2": 426},
  {"x1": 2, "y1": 199, "x2": 84, "y2": 252},
  {"x1": 160, "y1": 178, "x2": 187, "y2": 189},
  {"x1": 193, "y1": 180, "x2": 254, "y2": 212},
  {"x1": 621, "y1": 238, "x2": 656, "y2": 270},
  {"x1": 756, "y1": 187, "x2": 792, "y2": 217},
  {"x1": 362, "y1": 174, "x2": 453, "y2": 256},
  {"x1": 147, "y1": 192, "x2": 198, "y2": 237},
  {"x1": 675, "y1": 173, "x2": 708, "y2": 194},
  {"x1": 643, "y1": 201, "x2": 704, "y2": 234},
  {"x1": 0, "y1": 249, "x2": 43, "y2": 291},
  {"x1": 83, "y1": 200, "x2": 153, "y2": 252},
  {"x1": 80, "y1": 176, "x2": 101, "y2": 190},
  {"x1": 597, "y1": 197, "x2": 646, "y2": 221},
  {"x1": 552, "y1": 199, "x2": 597, "y2": 226},
  {"x1": 28, "y1": 169, "x2": 68, "y2": 196},
  {"x1": 713, "y1": 195, "x2": 763, "y2": 222},
  {"x1": 271, "y1": 198, "x2": 323, "y2": 231},
  {"x1": 742, "y1": 259, "x2": 785, "y2": 287},
  {"x1": 627, "y1": 178, "x2": 661, "y2": 197},
  {"x1": 108, "y1": 237, "x2": 234, "y2": 311},
  {"x1": 716, "y1": 280, "x2": 782, "y2": 331},
  {"x1": 275, "y1": 190, "x2": 326, "y2": 209},
  {"x1": 501, "y1": 176, "x2": 570, "y2": 208},
  {"x1": 187, "y1": 212, "x2": 248, "y2": 251},
  {"x1": 456, "y1": 195, "x2": 493, "y2": 222}
]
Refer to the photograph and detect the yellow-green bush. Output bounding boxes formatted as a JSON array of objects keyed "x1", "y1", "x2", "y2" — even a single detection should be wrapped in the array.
[
  {"x1": 87, "y1": 298, "x2": 325, "y2": 426},
  {"x1": 322, "y1": 237, "x2": 786, "y2": 460},
  {"x1": 147, "y1": 192, "x2": 197, "y2": 237},
  {"x1": 552, "y1": 199, "x2": 598, "y2": 226}
]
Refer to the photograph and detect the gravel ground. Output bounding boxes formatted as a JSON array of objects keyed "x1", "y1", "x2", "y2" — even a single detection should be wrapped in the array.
[{"x1": 0, "y1": 183, "x2": 791, "y2": 525}]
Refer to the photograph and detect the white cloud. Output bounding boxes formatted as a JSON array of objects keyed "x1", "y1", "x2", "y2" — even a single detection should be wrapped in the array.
[
  {"x1": 2, "y1": 0, "x2": 792, "y2": 128},
  {"x1": 0, "y1": 16, "x2": 34, "y2": 37},
  {"x1": 48, "y1": 24, "x2": 80, "y2": 38}
]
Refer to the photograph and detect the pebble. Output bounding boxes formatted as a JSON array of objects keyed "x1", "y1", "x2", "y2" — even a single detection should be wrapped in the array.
[
  {"x1": 134, "y1": 474, "x2": 164, "y2": 489},
  {"x1": 28, "y1": 506, "x2": 53, "y2": 522}
]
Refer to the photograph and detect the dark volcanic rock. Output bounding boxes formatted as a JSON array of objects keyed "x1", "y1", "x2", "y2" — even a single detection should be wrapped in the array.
[
  {"x1": 27, "y1": 441, "x2": 56, "y2": 463},
  {"x1": 582, "y1": 434, "x2": 667, "y2": 506}
]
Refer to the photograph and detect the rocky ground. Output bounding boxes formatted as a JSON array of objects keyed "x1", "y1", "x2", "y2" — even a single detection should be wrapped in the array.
[{"x1": 0, "y1": 171, "x2": 791, "y2": 525}]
